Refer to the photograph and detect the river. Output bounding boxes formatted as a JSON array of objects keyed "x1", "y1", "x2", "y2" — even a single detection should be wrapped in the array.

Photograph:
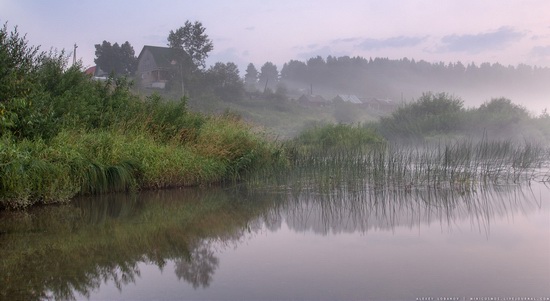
[{"x1": 1, "y1": 179, "x2": 549, "y2": 300}]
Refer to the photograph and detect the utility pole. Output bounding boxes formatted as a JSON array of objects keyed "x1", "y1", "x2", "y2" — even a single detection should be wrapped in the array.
[{"x1": 73, "y1": 43, "x2": 78, "y2": 66}]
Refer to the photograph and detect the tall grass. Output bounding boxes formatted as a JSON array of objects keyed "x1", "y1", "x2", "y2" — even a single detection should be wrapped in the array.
[
  {"x1": 1, "y1": 113, "x2": 286, "y2": 209},
  {"x1": 249, "y1": 132, "x2": 550, "y2": 195}
]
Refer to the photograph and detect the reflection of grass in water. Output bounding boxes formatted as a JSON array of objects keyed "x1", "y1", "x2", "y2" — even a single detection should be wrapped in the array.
[
  {"x1": 250, "y1": 137, "x2": 550, "y2": 193},
  {"x1": 278, "y1": 173, "x2": 547, "y2": 237},
  {"x1": 0, "y1": 188, "x2": 281, "y2": 301},
  {"x1": 246, "y1": 135, "x2": 550, "y2": 236}
]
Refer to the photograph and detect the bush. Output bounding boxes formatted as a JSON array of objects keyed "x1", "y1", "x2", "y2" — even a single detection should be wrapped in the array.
[
  {"x1": 289, "y1": 123, "x2": 382, "y2": 151},
  {"x1": 377, "y1": 92, "x2": 464, "y2": 141}
]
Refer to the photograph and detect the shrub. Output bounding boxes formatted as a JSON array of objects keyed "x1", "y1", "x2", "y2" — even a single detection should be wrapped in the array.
[{"x1": 377, "y1": 92, "x2": 464, "y2": 141}]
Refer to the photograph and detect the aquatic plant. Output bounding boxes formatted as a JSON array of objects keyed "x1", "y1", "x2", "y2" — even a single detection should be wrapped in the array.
[{"x1": 249, "y1": 135, "x2": 550, "y2": 195}]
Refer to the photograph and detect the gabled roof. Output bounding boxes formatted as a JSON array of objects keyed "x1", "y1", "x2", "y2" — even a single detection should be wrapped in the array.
[
  {"x1": 84, "y1": 65, "x2": 108, "y2": 77},
  {"x1": 84, "y1": 66, "x2": 96, "y2": 76},
  {"x1": 137, "y1": 45, "x2": 189, "y2": 70},
  {"x1": 336, "y1": 94, "x2": 362, "y2": 104}
]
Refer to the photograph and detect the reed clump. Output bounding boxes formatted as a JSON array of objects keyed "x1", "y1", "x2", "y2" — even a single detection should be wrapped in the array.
[{"x1": 255, "y1": 127, "x2": 549, "y2": 195}]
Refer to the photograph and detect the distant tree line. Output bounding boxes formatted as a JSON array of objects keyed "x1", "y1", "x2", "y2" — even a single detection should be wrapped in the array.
[
  {"x1": 245, "y1": 55, "x2": 550, "y2": 103},
  {"x1": 92, "y1": 21, "x2": 550, "y2": 105}
]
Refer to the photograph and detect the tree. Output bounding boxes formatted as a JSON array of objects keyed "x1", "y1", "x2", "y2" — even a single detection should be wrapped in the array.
[
  {"x1": 244, "y1": 63, "x2": 258, "y2": 91},
  {"x1": 258, "y1": 62, "x2": 278, "y2": 92},
  {"x1": 94, "y1": 41, "x2": 137, "y2": 76},
  {"x1": 168, "y1": 21, "x2": 213, "y2": 69},
  {"x1": 0, "y1": 23, "x2": 43, "y2": 103},
  {"x1": 205, "y1": 62, "x2": 244, "y2": 101},
  {"x1": 280, "y1": 60, "x2": 307, "y2": 82}
]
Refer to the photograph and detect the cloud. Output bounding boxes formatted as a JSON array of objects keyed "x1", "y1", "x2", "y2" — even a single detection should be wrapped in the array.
[
  {"x1": 531, "y1": 45, "x2": 550, "y2": 57},
  {"x1": 244, "y1": 26, "x2": 255, "y2": 31},
  {"x1": 438, "y1": 27, "x2": 524, "y2": 53},
  {"x1": 356, "y1": 36, "x2": 426, "y2": 50}
]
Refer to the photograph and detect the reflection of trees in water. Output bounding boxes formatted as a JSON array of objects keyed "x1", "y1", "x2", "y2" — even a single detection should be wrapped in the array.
[
  {"x1": 174, "y1": 241, "x2": 219, "y2": 289},
  {"x1": 3, "y1": 180, "x2": 545, "y2": 300},
  {"x1": 0, "y1": 188, "x2": 280, "y2": 300}
]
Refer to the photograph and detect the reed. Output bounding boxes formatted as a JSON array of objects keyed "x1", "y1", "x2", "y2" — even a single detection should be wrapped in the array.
[{"x1": 250, "y1": 135, "x2": 550, "y2": 194}]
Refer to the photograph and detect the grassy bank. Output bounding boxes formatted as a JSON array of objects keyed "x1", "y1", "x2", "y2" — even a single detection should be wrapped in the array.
[
  {"x1": 0, "y1": 111, "x2": 285, "y2": 209},
  {"x1": 0, "y1": 24, "x2": 285, "y2": 209}
]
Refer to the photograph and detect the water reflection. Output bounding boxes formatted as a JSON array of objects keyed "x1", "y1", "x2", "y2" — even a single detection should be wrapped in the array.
[
  {"x1": 279, "y1": 182, "x2": 545, "y2": 236},
  {"x1": 174, "y1": 241, "x2": 219, "y2": 289},
  {"x1": 0, "y1": 180, "x2": 548, "y2": 300}
]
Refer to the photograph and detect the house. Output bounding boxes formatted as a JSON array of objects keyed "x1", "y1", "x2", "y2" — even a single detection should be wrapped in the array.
[
  {"x1": 362, "y1": 97, "x2": 397, "y2": 112},
  {"x1": 298, "y1": 94, "x2": 330, "y2": 106},
  {"x1": 136, "y1": 45, "x2": 189, "y2": 89},
  {"x1": 334, "y1": 94, "x2": 362, "y2": 104},
  {"x1": 84, "y1": 65, "x2": 108, "y2": 80}
]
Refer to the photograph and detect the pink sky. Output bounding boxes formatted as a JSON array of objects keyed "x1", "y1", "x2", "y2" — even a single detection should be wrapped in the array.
[{"x1": 2, "y1": 0, "x2": 550, "y2": 73}]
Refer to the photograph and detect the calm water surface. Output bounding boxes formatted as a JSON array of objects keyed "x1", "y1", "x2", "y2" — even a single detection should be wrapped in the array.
[{"x1": 1, "y1": 181, "x2": 549, "y2": 300}]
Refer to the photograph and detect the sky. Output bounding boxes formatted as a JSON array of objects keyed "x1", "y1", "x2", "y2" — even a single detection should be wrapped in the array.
[{"x1": 2, "y1": 0, "x2": 550, "y2": 74}]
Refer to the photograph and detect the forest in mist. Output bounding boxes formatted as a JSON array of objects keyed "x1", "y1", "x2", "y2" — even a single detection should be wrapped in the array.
[{"x1": 253, "y1": 55, "x2": 550, "y2": 113}]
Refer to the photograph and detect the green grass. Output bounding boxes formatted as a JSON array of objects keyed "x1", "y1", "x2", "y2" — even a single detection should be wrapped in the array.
[{"x1": 0, "y1": 114, "x2": 286, "y2": 209}]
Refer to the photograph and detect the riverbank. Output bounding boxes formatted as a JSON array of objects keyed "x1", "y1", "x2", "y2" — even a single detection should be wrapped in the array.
[
  {"x1": 1, "y1": 23, "x2": 288, "y2": 209},
  {"x1": 0, "y1": 113, "x2": 285, "y2": 209}
]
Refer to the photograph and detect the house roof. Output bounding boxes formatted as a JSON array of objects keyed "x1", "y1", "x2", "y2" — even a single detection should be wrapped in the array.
[
  {"x1": 84, "y1": 65, "x2": 108, "y2": 77},
  {"x1": 84, "y1": 66, "x2": 96, "y2": 75},
  {"x1": 336, "y1": 94, "x2": 362, "y2": 104},
  {"x1": 137, "y1": 45, "x2": 189, "y2": 70}
]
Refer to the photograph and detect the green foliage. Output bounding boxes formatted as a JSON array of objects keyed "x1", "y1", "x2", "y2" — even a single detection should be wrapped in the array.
[
  {"x1": 258, "y1": 62, "x2": 279, "y2": 91},
  {"x1": 94, "y1": 40, "x2": 137, "y2": 76},
  {"x1": 289, "y1": 123, "x2": 383, "y2": 154},
  {"x1": 0, "y1": 22, "x2": 43, "y2": 104},
  {"x1": 0, "y1": 24, "x2": 286, "y2": 209},
  {"x1": 465, "y1": 98, "x2": 530, "y2": 133},
  {"x1": 377, "y1": 92, "x2": 464, "y2": 140},
  {"x1": 168, "y1": 20, "x2": 214, "y2": 69},
  {"x1": 204, "y1": 62, "x2": 244, "y2": 102},
  {"x1": 193, "y1": 115, "x2": 287, "y2": 180},
  {"x1": 0, "y1": 24, "x2": 142, "y2": 141},
  {"x1": 375, "y1": 93, "x2": 549, "y2": 143},
  {"x1": 244, "y1": 63, "x2": 259, "y2": 91}
]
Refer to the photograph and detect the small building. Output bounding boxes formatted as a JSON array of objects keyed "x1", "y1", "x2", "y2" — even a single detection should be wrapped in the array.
[
  {"x1": 84, "y1": 66, "x2": 108, "y2": 80},
  {"x1": 334, "y1": 94, "x2": 362, "y2": 104},
  {"x1": 298, "y1": 94, "x2": 330, "y2": 106},
  {"x1": 362, "y1": 97, "x2": 397, "y2": 111},
  {"x1": 136, "y1": 45, "x2": 189, "y2": 89}
]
